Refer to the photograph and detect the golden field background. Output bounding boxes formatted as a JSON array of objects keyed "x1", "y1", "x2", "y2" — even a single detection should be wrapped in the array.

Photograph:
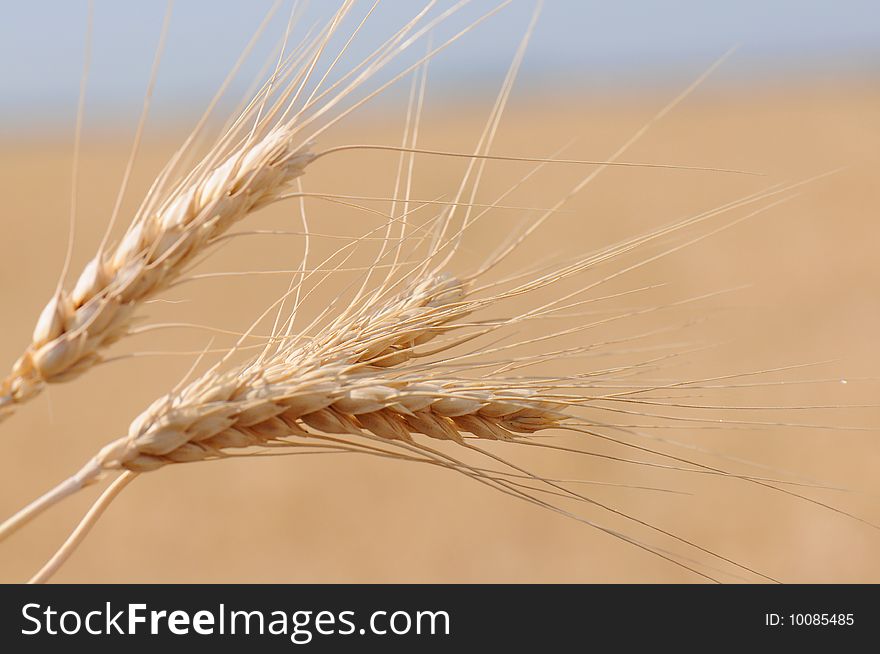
[{"x1": 0, "y1": 82, "x2": 878, "y2": 582}]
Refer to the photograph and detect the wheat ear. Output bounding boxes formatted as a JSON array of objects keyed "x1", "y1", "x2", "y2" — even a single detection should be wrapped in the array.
[
  {"x1": 0, "y1": 136, "x2": 315, "y2": 421},
  {"x1": 1, "y1": 261, "x2": 784, "y2": 585}
]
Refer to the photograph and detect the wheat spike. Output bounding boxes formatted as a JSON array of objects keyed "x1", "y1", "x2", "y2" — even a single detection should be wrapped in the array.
[
  {"x1": 0, "y1": 259, "x2": 786, "y2": 586},
  {"x1": 0, "y1": 265, "x2": 580, "y2": 556},
  {"x1": 0, "y1": 134, "x2": 315, "y2": 420}
]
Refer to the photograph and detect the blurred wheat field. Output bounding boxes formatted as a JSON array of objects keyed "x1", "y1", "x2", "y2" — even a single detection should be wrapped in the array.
[{"x1": 0, "y1": 81, "x2": 878, "y2": 582}]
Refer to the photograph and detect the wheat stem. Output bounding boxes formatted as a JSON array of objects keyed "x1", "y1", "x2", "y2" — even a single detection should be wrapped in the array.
[
  {"x1": 0, "y1": 459, "x2": 103, "y2": 543},
  {"x1": 29, "y1": 471, "x2": 137, "y2": 584}
]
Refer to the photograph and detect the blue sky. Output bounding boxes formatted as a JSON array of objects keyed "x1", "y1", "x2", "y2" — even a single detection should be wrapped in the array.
[{"x1": 1, "y1": 1, "x2": 877, "y2": 126}]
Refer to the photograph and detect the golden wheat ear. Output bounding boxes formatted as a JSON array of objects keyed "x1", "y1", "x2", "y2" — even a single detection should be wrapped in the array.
[
  {"x1": 0, "y1": 10, "x2": 314, "y2": 419},
  {"x1": 0, "y1": 263, "x2": 715, "y2": 584},
  {"x1": 5, "y1": 246, "x2": 828, "y2": 585}
]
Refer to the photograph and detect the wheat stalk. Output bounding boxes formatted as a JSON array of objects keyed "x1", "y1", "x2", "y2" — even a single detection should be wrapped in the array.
[{"x1": 0, "y1": 247, "x2": 794, "y2": 584}]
